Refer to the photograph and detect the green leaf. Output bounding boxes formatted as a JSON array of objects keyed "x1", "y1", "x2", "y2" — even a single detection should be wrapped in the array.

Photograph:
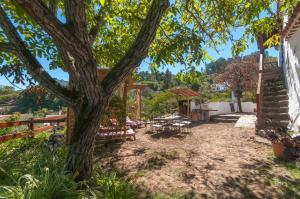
[
  {"x1": 100, "y1": 0, "x2": 106, "y2": 6},
  {"x1": 245, "y1": 2, "x2": 251, "y2": 8}
]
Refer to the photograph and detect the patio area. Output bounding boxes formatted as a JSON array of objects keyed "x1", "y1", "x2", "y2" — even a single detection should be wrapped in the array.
[{"x1": 96, "y1": 122, "x2": 300, "y2": 199}]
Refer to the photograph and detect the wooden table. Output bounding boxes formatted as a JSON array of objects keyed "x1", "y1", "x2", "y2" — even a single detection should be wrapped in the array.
[
  {"x1": 152, "y1": 115, "x2": 183, "y2": 132},
  {"x1": 153, "y1": 115, "x2": 182, "y2": 122}
]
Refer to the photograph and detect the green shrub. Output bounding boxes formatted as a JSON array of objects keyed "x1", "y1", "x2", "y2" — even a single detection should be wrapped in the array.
[
  {"x1": 93, "y1": 170, "x2": 138, "y2": 199},
  {"x1": 241, "y1": 91, "x2": 256, "y2": 102},
  {"x1": 0, "y1": 169, "x2": 97, "y2": 199},
  {"x1": 203, "y1": 91, "x2": 231, "y2": 102},
  {"x1": 143, "y1": 91, "x2": 177, "y2": 119},
  {"x1": 0, "y1": 133, "x2": 63, "y2": 185},
  {"x1": 0, "y1": 113, "x2": 25, "y2": 136},
  {"x1": 0, "y1": 133, "x2": 144, "y2": 199}
]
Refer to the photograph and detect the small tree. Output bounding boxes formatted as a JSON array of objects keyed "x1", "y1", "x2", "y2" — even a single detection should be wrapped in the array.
[{"x1": 216, "y1": 58, "x2": 258, "y2": 112}]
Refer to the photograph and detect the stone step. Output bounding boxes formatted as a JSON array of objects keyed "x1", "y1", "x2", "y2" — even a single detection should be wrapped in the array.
[
  {"x1": 210, "y1": 114, "x2": 241, "y2": 123},
  {"x1": 264, "y1": 89, "x2": 287, "y2": 96},
  {"x1": 210, "y1": 114, "x2": 241, "y2": 120},
  {"x1": 263, "y1": 100, "x2": 289, "y2": 107},
  {"x1": 264, "y1": 95, "x2": 288, "y2": 101},
  {"x1": 262, "y1": 119, "x2": 289, "y2": 127},
  {"x1": 211, "y1": 118, "x2": 238, "y2": 123},
  {"x1": 263, "y1": 67, "x2": 282, "y2": 74},
  {"x1": 264, "y1": 84, "x2": 285, "y2": 91},
  {"x1": 262, "y1": 106, "x2": 289, "y2": 113},
  {"x1": 262, "y1": 112, "x2": 290, "y2": 120},
  {"x1": 264, "y1": 77, "x2": 284, "y2": 83},
  {"x1": 264, "y1": 80, "x2": 285, "y2": 87},
  {"x1": 263, "y1": 74, "x2": 284, "y2": 81}
]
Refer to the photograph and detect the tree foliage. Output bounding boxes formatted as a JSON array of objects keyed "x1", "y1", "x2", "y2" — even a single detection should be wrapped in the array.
[
  {"x1": 216, "y1": 57, "x2": 259, "y2": 112},
  {"x1": 216, "y1": 57, "x2": 259, "y2": 93}
]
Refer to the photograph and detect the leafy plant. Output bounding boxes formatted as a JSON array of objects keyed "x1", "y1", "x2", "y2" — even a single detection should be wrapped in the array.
[
  {"x1": 93, "y1": 170, "x2": 137, "y2": 199},
  {"x1": 0, "y1": 169, "x2": 97, "y2": 199},
  {"x1": 0, "y1": 133, "x2": 144, "y2": 199},
  {"x1": 0, "y1": 112, "x2": 23, "y2": 136},
  {"x1": 143, "y1": 91, "x2": 177, "y2": 119}
]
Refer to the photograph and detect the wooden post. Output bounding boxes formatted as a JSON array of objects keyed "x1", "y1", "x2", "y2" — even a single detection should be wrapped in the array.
[
  {"x1": 28, "y1": 118, "x2": 34, "y2": 131},
  {"x1": 187, "y1": 98, "x2": 190, "y2": 117},
  {"x1": 136, "y1": 88, "x2": 142, "y2": 120},
  {"x1": 28, "y1": 118, "x2": 34, "y2": 138},
  {"x1": 256, "y1": 36, "x2": 265, "y2": 129},
  {"x1": 122, "y1": 81, "x2": 128, "y2": 133}
]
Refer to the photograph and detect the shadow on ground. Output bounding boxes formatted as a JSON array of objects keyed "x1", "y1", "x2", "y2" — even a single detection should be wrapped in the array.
[
  {"x1": 196, "y1": 159, "x2": 300, "y2": 199},
  {"x1": 93, "y1": 124, "x2": 300, "y2": 199},
  {"x1": 149, "y1": 130, "x2": 191, "y2": 140}
]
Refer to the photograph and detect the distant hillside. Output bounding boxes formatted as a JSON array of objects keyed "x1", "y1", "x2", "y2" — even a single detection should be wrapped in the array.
[
  {"x1": 54, "y1": 78, "x2": 68, "y2": 87},
  {"x1": 0, "y1": 84, "x2": 66, "y2": 114}
]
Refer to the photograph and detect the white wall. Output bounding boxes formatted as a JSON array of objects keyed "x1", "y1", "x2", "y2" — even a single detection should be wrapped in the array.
[
  {"x1": 282, "y1": 28, "x2": 300, "y2": 131},
  {"x1": 190, "y1": 101, "x2": 256, "y2": 117}
]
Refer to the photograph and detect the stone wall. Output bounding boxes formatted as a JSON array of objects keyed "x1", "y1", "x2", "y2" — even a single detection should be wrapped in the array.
[{"x1": 281, "y1": 28, "x2": 300, "y2": 131}]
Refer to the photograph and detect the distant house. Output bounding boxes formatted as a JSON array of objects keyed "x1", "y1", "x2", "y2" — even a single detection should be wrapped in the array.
[
  {"x1": 280, "y1": 3, "x2": 300, "y2": 131},
  {"x1": 210, "y1": 83, "x2": 227, "y2": 92}
]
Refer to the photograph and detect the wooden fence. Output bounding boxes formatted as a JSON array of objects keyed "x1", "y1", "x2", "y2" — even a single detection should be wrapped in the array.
[{"x1": 0, "y1": 116, "x2": 66, "y2": 144}]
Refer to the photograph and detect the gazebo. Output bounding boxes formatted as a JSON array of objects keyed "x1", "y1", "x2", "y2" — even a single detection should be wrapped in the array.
[
  {"x1": 169, "y1": 87, "x2": 200, "y2": 118},
  {"x1": 66, "y1": 68, "x2": 145, "y2": 142}
]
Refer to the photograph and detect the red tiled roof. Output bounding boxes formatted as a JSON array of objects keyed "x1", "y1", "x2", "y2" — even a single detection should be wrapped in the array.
[
  {"x1": 282, "y1": 2, "x2": 300, "y2": 40},
  {"x1": 169, "y1": 87, "x2": 200, "y2": 97}
]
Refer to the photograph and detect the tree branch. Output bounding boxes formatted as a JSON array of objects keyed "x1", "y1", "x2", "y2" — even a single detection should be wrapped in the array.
[
  {"x1": 49, "y1": 0, "x2": 57, "y2": 15},
  {"x1": 101, "y1": 0, "x2": 169, "y2": 92},
  {"x1": 65, "y1": 0, "x2": 89, "y2": 43},
  {"x1": 89, "y1": 7, "x2": 105, "y2": 44},
  {"x1": 57, "y1": 47, "x2": 79, "y2": 81},
  {"x1": 14, "y1": 0, "x2": 89, "y2": 59},
  {"x1": 0, "y1": 6, "x2": 77, "y2": 104},
  {"x1": 185, "y1": 1, "x2": 219, "y2": 50},
  {"x1": 0, "y1": 42, "x2": 17, "y2": 54}
]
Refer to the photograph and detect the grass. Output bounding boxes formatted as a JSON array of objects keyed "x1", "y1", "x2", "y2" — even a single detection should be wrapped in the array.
[
  {"x1": 4, "y1": 130, "x2": 300, "y2": 199},
  {"x1": 0, "y1": 132, "x2": 189, "y2": 199},
  {"x1": 0, "y1": 133, "x2": 140, "y2": 199},
  {"x1": 268, "y1": 158, "x2": 300, "y2": 199}
]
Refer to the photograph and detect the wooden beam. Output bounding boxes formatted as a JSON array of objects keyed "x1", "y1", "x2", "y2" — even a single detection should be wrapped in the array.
[{"x1": 136, "y1": 88, "x2": 142, "y2": 120}]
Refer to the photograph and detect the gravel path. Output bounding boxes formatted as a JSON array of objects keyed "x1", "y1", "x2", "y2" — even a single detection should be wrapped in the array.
[{"x1": 96, "y1": 123, "x2": 298, "y2": 199}]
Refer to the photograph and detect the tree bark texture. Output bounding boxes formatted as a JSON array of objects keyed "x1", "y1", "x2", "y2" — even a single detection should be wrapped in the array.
[{"x1": 65, "y1": 97, "x2": 110, "y2": 180}]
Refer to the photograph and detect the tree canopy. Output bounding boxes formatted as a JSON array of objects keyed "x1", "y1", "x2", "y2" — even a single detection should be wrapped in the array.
[{"x1": 1, "y1": 0, "x2": 296, "y2": 87}]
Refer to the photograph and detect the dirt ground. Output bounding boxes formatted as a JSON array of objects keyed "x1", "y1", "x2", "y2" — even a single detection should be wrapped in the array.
[{"x1": 95, "y1": 123, "x2": 300, "y2": 199}]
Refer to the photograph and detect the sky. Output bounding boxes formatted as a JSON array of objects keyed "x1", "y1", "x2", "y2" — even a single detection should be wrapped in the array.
[{"x1": 0, "y1": 28, "x2": 278, "y2": 89}]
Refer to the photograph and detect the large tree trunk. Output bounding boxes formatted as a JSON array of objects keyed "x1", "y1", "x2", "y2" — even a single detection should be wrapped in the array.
[{"x1": 65, "y1": 97, "x2": 108, "y2": 180}]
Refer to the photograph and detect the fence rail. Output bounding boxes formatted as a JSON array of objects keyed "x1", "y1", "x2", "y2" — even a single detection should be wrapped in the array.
[{"x1": 0, "y1": 116, "x2": 67, "y2": 144}]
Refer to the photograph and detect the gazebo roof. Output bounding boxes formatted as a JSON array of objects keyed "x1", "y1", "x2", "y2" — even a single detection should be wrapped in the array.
[{"x1": 169, "y1": 87, "x2": 200, "y2": 97}]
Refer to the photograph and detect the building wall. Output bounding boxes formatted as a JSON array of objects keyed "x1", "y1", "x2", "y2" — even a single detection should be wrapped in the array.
[
  {"x1": 282, "y1": 28, "x2": 300, "y2": 131},
  {"x1": 190, "y1": 101, "x2": 256, "y2": 117}
]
